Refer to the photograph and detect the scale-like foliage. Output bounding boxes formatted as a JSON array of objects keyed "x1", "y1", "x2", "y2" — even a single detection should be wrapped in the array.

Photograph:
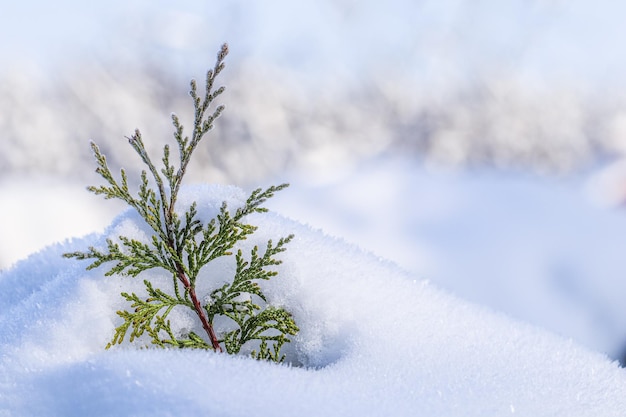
[{"x1": 64, "y1": 44, "x2": 298, "y2": 362}]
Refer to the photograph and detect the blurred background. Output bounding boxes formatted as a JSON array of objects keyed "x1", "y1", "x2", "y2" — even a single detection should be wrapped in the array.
[{"x1": 3, "y1": 0, "x2": 626, "y2": 364}]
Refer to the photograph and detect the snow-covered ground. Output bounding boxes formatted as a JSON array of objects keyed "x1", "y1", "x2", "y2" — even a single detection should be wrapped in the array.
[
  {"x1": 1, "y1": 183, "x2": 626, "y2": 416},
  {"x1": 5, "y1": 156, "x2": 626, "y2": 360},
  {"x1": 269, "y1": 157, "x2": 626, "y2": 361},
  {"x1": 3, "y1": 0, "x2": 626, "y2": 414}
]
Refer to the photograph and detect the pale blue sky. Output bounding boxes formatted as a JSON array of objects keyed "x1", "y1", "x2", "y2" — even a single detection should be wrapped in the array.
[{"x1": 2, "y1": 1, "x2": 626, "y2": 88}]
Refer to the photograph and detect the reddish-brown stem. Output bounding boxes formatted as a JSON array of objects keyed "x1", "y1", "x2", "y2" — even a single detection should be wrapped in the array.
[
  {"x1": 163, "y1": 184, "x2": 221, "y2": 351},
  {"x1": 176, "y1": 267, "x2": 223, "y2": 352}
]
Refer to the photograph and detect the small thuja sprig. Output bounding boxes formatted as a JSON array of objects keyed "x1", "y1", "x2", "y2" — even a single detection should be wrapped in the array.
[{"x1": 64, "y1": 43, "x2": 298, "y2": 362}]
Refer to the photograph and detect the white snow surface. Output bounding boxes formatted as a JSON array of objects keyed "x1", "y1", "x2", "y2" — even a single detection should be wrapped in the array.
[
  {"x1": 267, "y1": 158, "x2": 626, "y2": 360},
  {"x1": 1, "y1": 183, "x2": 626, "y2": 416}
]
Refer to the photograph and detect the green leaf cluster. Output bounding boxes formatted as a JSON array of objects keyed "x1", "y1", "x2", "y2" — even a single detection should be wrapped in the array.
[{"x1": 64, "y1": 44, "x2": 298, "y2": 362}]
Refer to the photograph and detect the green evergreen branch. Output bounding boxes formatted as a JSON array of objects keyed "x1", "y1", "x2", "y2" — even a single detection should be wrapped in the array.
[
  {"x1": 64, "y1": 43, "x2": 299, "y2": 362},
  {"x1": 205, "y1": 235, "x2": 297, "y2": 359}
]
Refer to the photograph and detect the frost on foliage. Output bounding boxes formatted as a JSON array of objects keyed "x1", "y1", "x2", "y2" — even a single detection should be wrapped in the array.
[{"x1": 64, "y1": 43, "x2": 298, "y2": 362}]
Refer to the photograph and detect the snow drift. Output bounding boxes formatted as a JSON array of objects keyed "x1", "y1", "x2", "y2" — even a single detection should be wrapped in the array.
[{"x1": 1, "y1": 184, "x2": 625, "y2": 416}]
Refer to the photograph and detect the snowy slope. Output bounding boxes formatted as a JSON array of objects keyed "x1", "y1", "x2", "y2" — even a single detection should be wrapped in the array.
[
  {"x1": 1, "y1": 184, "x2": 625, "y2": 416},
  {"x1": 268, "y1": 157, "x2": 626, "y2": 361}
]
